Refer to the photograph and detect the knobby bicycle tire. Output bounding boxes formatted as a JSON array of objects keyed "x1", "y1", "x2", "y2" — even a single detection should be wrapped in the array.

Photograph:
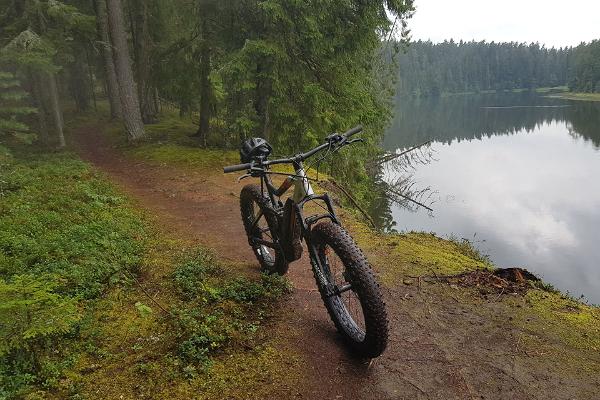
[{"x1": 311, "y1": 221, "x2": 388, "y2": 357}]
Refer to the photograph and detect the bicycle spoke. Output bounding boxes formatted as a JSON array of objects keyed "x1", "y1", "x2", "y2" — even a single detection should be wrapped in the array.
[
  {"x1": 250, "y1": 207, "x2": 263, "y2": 231},
  {"x1": 322, "y1": 244, "x2": 366, "y2": 333},
  {"x1": 247, "y1": 200, "x2": 276, "y2": 265}
]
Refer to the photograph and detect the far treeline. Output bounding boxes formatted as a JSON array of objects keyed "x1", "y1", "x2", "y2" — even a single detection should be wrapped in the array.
[
  {"x1": 569, "y1": 40, "x2": 600, "y2": 93},
  {"x1": 395, "y1": 40, "x2": 600, "y2": 97}
]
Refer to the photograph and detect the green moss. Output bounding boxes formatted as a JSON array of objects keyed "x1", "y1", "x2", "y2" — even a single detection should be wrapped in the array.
[
  {"x1": 341, "y1": 213, "x2": 490, "y2": 285},
  {"x1": 0, "y1": 139, "x2": 298, "y2": 399},
  {"x1": 128, "y1": 143, "x2": 238, "y2": 171},
  {"x1": 0, "y1": 148, "x2": 148, "y2": 397},
  {"x1": 63, "y1": 240, "x2": 299, "y2": 400},
  {"x1": 186, "y1": 343, "x2": 301, "y2": 400},
  {"x1": 522, "y1": 290, "x2": 600, "y2": 353}
]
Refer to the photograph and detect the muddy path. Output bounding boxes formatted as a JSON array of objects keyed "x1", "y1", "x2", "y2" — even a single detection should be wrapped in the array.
[{"x1": 74, "y1": 124, "x2": 597, "y2": 400}]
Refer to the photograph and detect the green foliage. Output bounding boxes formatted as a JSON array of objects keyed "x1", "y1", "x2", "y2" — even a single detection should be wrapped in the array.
[
  {"x1": 171, "y1": 249, "x2": 291, "y2": 370},
  {"x1": 568, "y1": 40, "x2": 600, "y2": 93},
  {"x1": 0, "y1": 153, "x2": 145, "y2": 297},
  {"x1": 395, "y1": 40, "x2": 571, "y2": 97},
  {"x1": 1, "y1": 30, "x2": 58, "y2": 72},
  {"x1": 134, "y1": 301, "x2": 153, "y2": 317},
  {"x1": 146, "y1": 0, "x2": 415, "y2": 212},
  {"x1": 0, "y1": 148, "x2": 146, "y2": 396},
  {"x1": 156, "y1": 1, "x2": 413, "y2": 163},
  {"x1": 0, "y1": 70, "x2": 37, "y2": 144},
  {"x1": 0, "y1": 274, "x2": 81, "y2": 356},
  {"x1": 172, "y1": 249, "x2": 221, "y2": 301}
]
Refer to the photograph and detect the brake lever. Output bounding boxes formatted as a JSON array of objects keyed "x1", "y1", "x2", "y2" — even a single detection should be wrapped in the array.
[
  {"x1": 347, "y1": 138, "x2": 364, "y2": 144},
  {"x1": 237, "y1": 173, "x2": 252, "y2": 182},
  {"x1": 336, "y1": 138, "x2": 364, "y2": 150}
]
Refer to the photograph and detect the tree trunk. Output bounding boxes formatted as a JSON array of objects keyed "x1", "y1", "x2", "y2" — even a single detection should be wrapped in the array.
[
  {"x1": 254, "y1": 61, "x2": 272, "y2": 141},
  {"x1": 85, "y1": 46, "x2": 98, "y2": 111},
  {"x1": 195, "y1": 42, "x2": 211, "y2": 146},
  {"x1": 29, "y1": 72, "x2": 49, "y2": 145},
  {"x1": 106, "y1": 0, "x2": 145, "y2": 140},
  {"x1": 46, "y1": 72, "x2": 65, "y2": 148},
  {"x1": 132, "y1": 0, "x2": 158, "y2": 124},
  {"x1": 95, "y1": 0, "x2": 122, "y2": 119},
  {"x1": 68, "y1": 48, "x2": 91, "y2": 112}
]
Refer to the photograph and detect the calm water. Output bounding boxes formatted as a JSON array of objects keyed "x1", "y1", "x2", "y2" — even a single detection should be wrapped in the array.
[{"x1": 382, "y1": 93, "x2": 600, "y2": 303}]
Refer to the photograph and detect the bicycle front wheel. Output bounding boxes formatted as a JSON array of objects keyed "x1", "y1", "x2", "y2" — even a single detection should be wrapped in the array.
[{"x1": 311, "y1": 221, "x2": 388, "y2": 357}]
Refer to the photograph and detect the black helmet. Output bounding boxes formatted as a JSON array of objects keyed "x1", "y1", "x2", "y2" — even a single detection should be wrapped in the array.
[{"x1": 240, "y1": 137, "x2": 272, "y2": 163}]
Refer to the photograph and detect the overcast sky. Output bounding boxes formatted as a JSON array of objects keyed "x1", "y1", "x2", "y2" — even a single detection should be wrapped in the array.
[{"x1": 407, "y1": 0, "x2": 600, "y2": 48}]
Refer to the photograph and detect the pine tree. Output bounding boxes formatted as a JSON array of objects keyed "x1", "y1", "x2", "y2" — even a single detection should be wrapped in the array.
[
  {"x1": 0, "y1": 275, "x2": 81, "y2": 363},
  {"x1": 0, "y1": 71, "x2": 37, "y2": 144},
  {"x1": 106, "y1": 0, "x2": 146, "y2": 140},
  {"x1": 94, "y1": 0, "x2": 122, "y2": 119}
]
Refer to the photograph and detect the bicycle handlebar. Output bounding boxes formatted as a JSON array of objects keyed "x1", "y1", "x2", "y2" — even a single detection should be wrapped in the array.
[
  {"x1": 223, "y1": 125, "x2": 363, "y2": 173},
  {"x1": 223, "y1": 162, "x2": 253, "y2": 173},
  {"x1": 343, "y1": 125, "x2": 363, "y2": 138}
]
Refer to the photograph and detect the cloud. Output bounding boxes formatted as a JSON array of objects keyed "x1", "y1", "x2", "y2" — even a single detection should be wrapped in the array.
[{"x1": 407, "y1": 0, "x2": 600, "y2": 47}]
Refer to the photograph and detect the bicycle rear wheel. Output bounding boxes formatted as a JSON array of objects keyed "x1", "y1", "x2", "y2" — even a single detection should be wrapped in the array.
[
  {"x1": 240, "y1": 184, "x2": 289, "y2": 275},
  {"x1": 311, "y1": 221, "x2": 388, "y2": 357}
]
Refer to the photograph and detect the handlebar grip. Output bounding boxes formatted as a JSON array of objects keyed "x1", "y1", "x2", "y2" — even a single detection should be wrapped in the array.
[
  {"x1": 223, "y1": 162, "x2": 252, "y2": 173},
  {"x1": 342, "y1": 125, "x2": 363, "y2": 138}
]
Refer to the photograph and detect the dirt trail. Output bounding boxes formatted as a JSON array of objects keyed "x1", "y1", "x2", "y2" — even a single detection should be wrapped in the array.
[{"x1": 75, "y1": 125, "x2": 596, "y2": 400}]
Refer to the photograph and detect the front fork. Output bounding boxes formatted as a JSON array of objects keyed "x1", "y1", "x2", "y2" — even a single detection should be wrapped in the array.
[
  {"x1": 307, "y1": 241, "x2": 353, "y2": 298},
  {"x1": 307, "y1": 242, "x2": 329, "y2": 289}
]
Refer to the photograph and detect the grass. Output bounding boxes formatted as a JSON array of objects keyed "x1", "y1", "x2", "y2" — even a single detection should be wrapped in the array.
[
  {"x1": 0, "y1": 146, "x2": 146, "y2": 397},
  {"x1": 545, "y1": 92, "x2": 600, "y2": 102},
  {"x1": 0, "y1": 139, "x2": 299, "y2": 399},
  {"x1": 67, "y1": 245, "x2": 299, "y2": 400},
  {"x1": 341, "y1": 213, "x2": 492, "y2": 285}
]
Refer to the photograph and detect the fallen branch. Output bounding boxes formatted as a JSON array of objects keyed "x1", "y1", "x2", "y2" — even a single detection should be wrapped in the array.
[
  {"x1": 122, "y1": 270, "x2": 171, "y2": 315},
  {"x1": 369, "y1": 140, "x2": 432, "y2": 166},
  {"x1": 387, "y1": 186, "x2": 434, "y2": 212},
  {"x1": 325, "y1": 179, "x2": 378, "y2": 229}
]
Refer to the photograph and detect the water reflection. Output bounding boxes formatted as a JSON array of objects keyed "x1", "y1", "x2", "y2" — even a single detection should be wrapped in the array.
[
  {"x1": 380, "y1": 93, "x2": 600, "y2": 303},
  {"x1": 384, "y1": 93, "x2": 600, "y2": 149}
]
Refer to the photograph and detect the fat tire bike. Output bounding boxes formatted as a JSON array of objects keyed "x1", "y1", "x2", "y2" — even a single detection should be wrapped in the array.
[{"x1": 224, "y1": 126, "x2": 388, "y2": 358}]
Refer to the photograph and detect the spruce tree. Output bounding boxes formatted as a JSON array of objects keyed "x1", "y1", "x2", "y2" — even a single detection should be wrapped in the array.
[{"x1": 0, "y1": 71, "x2": 36, "y2": 144}]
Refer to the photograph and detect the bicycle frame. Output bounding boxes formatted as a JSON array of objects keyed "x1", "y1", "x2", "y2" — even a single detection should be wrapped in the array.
[
  {"x1": 225, "y1": 125, "x2": 363, "y2": 292},
  {"x1": 253, "y1": 161, "x2": 341, "y2": 292}
]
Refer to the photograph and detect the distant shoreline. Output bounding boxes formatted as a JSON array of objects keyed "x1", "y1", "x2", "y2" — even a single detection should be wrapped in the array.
[
  {"x1": 397, "y1": 86, "x2": 569, "y2": 99},
  {"x1": 545, "y1": 92, "x2": 600, "y2": 102}
]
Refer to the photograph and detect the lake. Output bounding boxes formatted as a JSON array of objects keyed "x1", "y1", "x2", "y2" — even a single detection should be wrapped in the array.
[{"x1": 381, "y1": 92, "x2": 600, "y2": 304}]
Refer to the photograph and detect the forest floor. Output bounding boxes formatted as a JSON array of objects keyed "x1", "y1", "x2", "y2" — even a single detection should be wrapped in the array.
[{"x1": 69, "y1": 115, "x2": 600, "y2": 400}]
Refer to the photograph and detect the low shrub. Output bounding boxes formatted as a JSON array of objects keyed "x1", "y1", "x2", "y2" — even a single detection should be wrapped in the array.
[{"x1": 171, "y1": 250, "x2": 291, "y2": 371}]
